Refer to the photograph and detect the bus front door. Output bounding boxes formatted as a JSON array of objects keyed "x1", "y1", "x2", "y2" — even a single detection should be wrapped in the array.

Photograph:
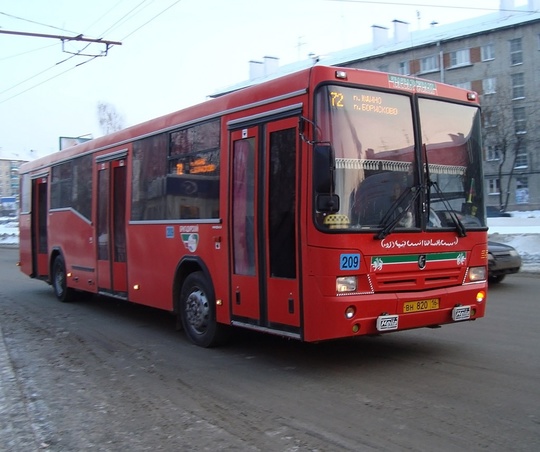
[
  {"x1": 230, "y1": 117, "x2": 301, "y2": 336},
  {"x1": 96, "y1": 156, "x2": 128, "y2": 298}
]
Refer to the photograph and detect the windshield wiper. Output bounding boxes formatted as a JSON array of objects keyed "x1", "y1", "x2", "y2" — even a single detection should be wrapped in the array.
[
  {"x1": 423, "y1": 143, "x2": 467, "y2": 237},
  {"x1": 429, "y1": 181, "x2": 467, "y2": 237},
  {"x1": 375, "y1": 185, "x2": 421, "y2": 240}
]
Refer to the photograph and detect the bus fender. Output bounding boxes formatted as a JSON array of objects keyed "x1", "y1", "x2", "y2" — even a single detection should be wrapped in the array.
[
  {"x1": 172, "y1": 256, "x2": 214, "y2": 318},
  {"x1": 48, "y1": 246, "x2": 65, "y2": 285}
]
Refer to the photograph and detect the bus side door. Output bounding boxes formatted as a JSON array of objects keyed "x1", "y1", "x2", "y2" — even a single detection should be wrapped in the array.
[
  {"x1": 230, "y1": 116, "x2": 301, "y2": 334},
  {"x1": 96, "y1": 155, "x2": 128, "y2": 297},
  {"x1": 31, "y1": 176, "x2": 49, "y2": 278}
]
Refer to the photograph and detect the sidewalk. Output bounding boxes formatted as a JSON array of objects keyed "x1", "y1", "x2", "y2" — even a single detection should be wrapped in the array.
[{"x1": 0, "y1": 323, "x2": 43, "y2": 450}]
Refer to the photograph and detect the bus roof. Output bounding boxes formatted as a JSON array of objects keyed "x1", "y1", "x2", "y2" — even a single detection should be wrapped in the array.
[{"x1": 19, "y1": 65, "x2": 478, "y2": 175}]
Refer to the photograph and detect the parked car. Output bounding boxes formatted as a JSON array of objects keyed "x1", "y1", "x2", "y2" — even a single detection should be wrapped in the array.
[
  {"x1": 488, "y1": 241, "x2": 522, "y2": 283},
  {"x1": 486, "y1": 206, "x2": 512, "y2": 217}
]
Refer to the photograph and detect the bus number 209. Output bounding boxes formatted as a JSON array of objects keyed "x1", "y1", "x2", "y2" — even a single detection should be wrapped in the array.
[{"x1": 340, "y1": 254, "x2": 360, "y2": 270}]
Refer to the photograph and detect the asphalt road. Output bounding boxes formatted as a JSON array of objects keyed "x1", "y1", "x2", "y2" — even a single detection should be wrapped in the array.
[{"x1": 1, "y1": 247, "x2": 539, "y2": 451}]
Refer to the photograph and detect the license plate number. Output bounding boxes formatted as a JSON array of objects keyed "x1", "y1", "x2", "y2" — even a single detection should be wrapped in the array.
[{"x1": 403, "y1": 298, "x2": 440, "y2": 313}]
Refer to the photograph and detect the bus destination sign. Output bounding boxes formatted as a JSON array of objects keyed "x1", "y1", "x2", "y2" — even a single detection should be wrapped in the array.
[{"x1": 388, "y1": 75, "x2": 437, "y2": 95}]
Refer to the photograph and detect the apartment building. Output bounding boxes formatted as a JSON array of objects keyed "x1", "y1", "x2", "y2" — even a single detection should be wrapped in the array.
[
  {"x1": 0, "y1": 158, "x2": 25, "y2": 198},
  {"x1": 322, "y1": 1, "x2": 540, "y2": 211},
  {"x1": 216, "y1": 1, "x2": 540, "y2": 211}
]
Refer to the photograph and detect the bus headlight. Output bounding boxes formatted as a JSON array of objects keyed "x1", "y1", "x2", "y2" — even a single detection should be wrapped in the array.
[
  {"x1": 468, "y1": 266, "x2": 486, "y2": 281},
  {"x1": 336, "y1": 276, "x2": 357, "y2": 293}
]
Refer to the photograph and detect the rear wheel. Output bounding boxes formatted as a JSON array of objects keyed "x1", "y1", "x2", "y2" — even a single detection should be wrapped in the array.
[
  {"x1": 52, "y1": 255, "x2": 75, "y2": 302},
  {"x1": 179, "y1": 271, "x2": 225, "y2": 347}
]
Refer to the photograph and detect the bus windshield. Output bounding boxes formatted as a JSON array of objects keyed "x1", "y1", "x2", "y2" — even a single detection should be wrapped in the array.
[{"x1": 313, "y1": 84, "x2": 485, "y2": 233}]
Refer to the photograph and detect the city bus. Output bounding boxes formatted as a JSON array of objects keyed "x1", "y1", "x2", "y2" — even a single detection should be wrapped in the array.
[{"x1": 18, "y1": 65, "x2": 488, "y2": 347}]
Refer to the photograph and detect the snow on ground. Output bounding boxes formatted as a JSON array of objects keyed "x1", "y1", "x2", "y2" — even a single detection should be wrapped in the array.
[
  {"x1": 2, "y1": 213, "x2": 539, "y2": 273},
  {"x1": 486, "y1": 211, "x2": 540, "y2": 274},
  {"x1": 0, "y1": 218, "x2": 18, "y2": 247}
]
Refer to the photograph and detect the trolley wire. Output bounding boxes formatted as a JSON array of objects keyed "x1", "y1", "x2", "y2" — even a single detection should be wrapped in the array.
[
  {"x1": 325, "y1": 0, "x2": 534, "y2": 14},
  {"x1": 0, "y1": 0, "x2": 182, "y2": 105},
  {"x1": 0, "y1": 11, "x2": 80, "y2": 35}
]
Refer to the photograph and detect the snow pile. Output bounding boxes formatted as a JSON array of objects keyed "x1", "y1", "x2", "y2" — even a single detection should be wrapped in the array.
[
  {"x1": 488, "y1": 211, "x2": 540, "y2": 274},
  {"x1": 0, "y1": 218, "x2": 18, "y2": 247},
  {"x1": 2, "y1": 213, "x2": 538, "y2": 273}
]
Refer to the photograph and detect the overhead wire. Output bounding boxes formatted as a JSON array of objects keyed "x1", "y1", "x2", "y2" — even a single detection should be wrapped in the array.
[
  {"x1": 0, "y1": 0, "x2": 182, "y2": 105},
  {"x1": 325, "y1": 0, "x2": 534, "y2": 14},
  {"x1": 0, "y1": 41, "x2": 58, "y2": 62},
  {"x1": 121, "y1": 0, "x2": 182, "y2": 40},
  {"x1": 0, "y1": 42, "x2": 92, "y2": 97},
  {"x1": 0, "y1": 11, "x2": 80, "y2": 34},
  {"x1": 0, "y1": 55, "x2": 98, "y2": 105},
  {"x1": 97, "y1": 0, "x2": 157, "y2": 38}
]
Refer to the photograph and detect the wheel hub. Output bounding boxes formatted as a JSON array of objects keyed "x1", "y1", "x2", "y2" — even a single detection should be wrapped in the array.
[{"x1": 186, "y1": 289, "x2": 209, "y2": 332}]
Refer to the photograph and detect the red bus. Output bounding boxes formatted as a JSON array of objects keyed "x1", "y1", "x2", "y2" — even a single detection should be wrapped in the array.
[{"x1": 18, "y1": 65, "x2": 488, "y2": 347}]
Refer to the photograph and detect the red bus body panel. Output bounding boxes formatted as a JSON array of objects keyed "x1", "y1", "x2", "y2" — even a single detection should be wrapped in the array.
[{"x1": 18, "y1": 65, "x2": 487, "y2": 343}]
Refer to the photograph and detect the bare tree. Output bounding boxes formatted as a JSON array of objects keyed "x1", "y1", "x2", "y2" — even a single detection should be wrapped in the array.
[
  {"x1": 481, "y1": 82, "x2": 533, "y2": 212},
  {"x1": 97, "y1": 101, "x2": 125, "y2": 135}
]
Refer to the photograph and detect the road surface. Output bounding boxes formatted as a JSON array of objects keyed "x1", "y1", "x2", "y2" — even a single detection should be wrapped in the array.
[{"x1": 1, "y1": 247, "x2": 538, "y2": 451}]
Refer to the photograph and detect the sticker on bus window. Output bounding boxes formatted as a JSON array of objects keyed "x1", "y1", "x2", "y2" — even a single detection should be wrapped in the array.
[{"x1": 340, "y1": 253, "x2": 360, "y2": 270}]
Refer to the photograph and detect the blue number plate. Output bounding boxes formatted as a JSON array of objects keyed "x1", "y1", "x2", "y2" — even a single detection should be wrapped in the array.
[{"x1": 340, "y1": 253, "x2": 360, "y2": 270}]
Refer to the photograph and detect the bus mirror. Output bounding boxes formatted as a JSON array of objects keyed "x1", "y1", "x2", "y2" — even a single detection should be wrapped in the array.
[
  {"x1": 313, "y1": 144, "x2": 335, "y2": 193},
  {"x1": 316, "y1": 194, "x2": 340, "y2": 213}
]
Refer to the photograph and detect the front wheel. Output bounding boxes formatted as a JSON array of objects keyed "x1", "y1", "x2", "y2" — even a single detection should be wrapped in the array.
[
  {"x1": 52, "y1": 255, "x2": 75, "y2": 302},
  {"x1": 179, "y1": 271, "x2": 225, "y2": 347},
  {"x1": 489, "y1": 274, "x2": 506, "y2": 284}
]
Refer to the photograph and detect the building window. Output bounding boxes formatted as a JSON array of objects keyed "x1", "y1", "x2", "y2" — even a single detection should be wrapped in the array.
[
  {"x1": 514, "y1": 150, "x2": 528, "y2": 169},
  {"x1": 454, "y1": 81, "x2": 471, "y2": 90},
  {"x1": 515, "y1": 176, "x2": 529, "y2": 204},
  {"x1": 488, "y1": 179, "x2": 500, "y2": 195},
  {"x1": 511, "y1": 73, "x2": 525, "y2": 99},
  {"x1": 398, "y1": 61, "x2": 409, "y2": 75},
  {"x1": 513, "y1": 106, "x2": 526, "y2": 134},
  {"x1": 481, "y1": 43, "x2": 495, "y2": 61},
  {"x1": 486, "y1": 145, "x2": 501, "y2": 161},
  {"x1": 509, "y1": 38, "x2": 523, "y2": 65},
  {"x1": 420, "y1": 55, "x2": 439, "y2": 73},
  {"x1": 449, "y1": 49, "x2": 470, "y2": 67},
  {"x1": 483, "y1": 110, "x2": 498, "y2": 128},
  {"x1": 483, "y1": 77, "x2": 496, "y2": 94}
]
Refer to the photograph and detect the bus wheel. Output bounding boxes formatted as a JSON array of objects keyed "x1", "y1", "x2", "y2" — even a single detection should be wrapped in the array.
[
  {"x1": 52, "y1": 255, "x2": 75, "y2": 303},
  {"x1": 180, "y1": 271, "x2": 223, "y2": 347}
]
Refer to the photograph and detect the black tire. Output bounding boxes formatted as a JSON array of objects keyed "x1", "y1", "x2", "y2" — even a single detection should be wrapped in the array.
[
  {"x1": 489, "y1": 274, "x2": 506, "y2": 284},
  {"x1": 52, "y1": 255, "x2": 75, "y2": 302},
  {"x1": 179, "y1": 271, "x2": 225, "y2": 347}
]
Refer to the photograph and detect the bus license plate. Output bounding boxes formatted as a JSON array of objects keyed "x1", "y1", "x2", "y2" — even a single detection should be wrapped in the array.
[
  {"x1": 403, "y1": 298, "x2": 440, "y2": 313},
  {"x1": 452, "y1": 306, "x2": 471, "y2": 321}
]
